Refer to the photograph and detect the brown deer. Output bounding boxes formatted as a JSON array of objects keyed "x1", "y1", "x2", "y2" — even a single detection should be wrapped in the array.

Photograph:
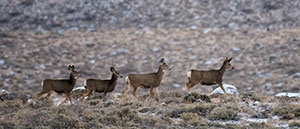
[
  {"x1": 82, "y1": 67, "x2": 122, "y2": 102},
  {"x1": 122, "y1": 58, "x2": 171, "y2": 100},
  {"x1": 186, "y1": 57, "x2": 234, "y2": 94},
  {"x1": 36, "y1": 65, "x2": 80, "y2": 105}
]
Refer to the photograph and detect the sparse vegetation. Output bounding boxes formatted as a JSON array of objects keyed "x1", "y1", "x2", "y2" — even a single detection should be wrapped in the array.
[
  {"x1": 272, "y1": 104, "x2": 300, "y2": 120},
  {"x1": 209, "y1": 106, "x2": 240, "y2": 120},
  {"x1": 1, "y1": 0, "x2": 300, "y2": 128}
]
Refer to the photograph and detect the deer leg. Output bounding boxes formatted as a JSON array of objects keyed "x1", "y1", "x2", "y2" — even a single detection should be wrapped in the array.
[
  {"x1": 132, "y1": 87, "x2": 138, "y2": 100},
  {"x1": 87, "y1": 90, "x2": 93, "y2": 100},
  {"x1": 102, "y1": 91, "x2": 107, "y2": 102},
  {"x1": 110, "y1": 92, "x2": 115, "y2": 99},
  {"x1": 146, "y1": 87, "x2": 154, "y2": 100},
  {"x1": 36, "y1": 91, "x2": 46, "y2": 102},
  {"x1": 155, "y1": 88, "x2": 160, "y2": 99},
  {"x1": 60, "y1": 94, "x2": 68, "y2": 105},
  {"x1": 217, "y1": 82, "x2": 227, "y2": 94},
  {"x1": 187, "y1": 81, "x2": 198, "y2": 90},
  {"x1": 66, "y1": 93, "x2": 72, "y2": 104},
  {"x1": 45, "y1": 91, "x2": 53, "y2": 100},
  {"x1": 81, "y1": 89, "x2": 89, "y2": 102},
  {"x1": 122, "y1": 83, "x2": 130, "y2": 97}
]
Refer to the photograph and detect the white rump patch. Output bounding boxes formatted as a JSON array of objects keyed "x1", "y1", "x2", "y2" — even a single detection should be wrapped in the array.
[
  {"x1": 84, "y1": 80, "x2": 87, "y2": 86},
  {"x1": 41, "y1": 81, "x2": 44, "y2": 87},
  {"x1": 187, "y1": 71, "x2": 192, "y2": 79},
  {"x1": 125, "y1": 76, "x2": 129, "y2": 84}
]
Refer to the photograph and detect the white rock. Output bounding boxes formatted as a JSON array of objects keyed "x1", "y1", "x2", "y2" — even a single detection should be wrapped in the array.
[
  {"x1": 203, "y1": 28, "x2": 211, "y2": 33},
  {"x1": 72, "y1": 86, "x2": 86, "y2": 92},
  {"x1": 172, "y1": 83, "x2": 181, "y2": 88},
  {"x1": 113, "y1": 93, "x2": 122, "y2": 97},
  {"x1": 0, "y1": 60, "x2": 4, "y2": 65},
  {"x1": 0, "y1": 89, "x2": 9, "y2": 94},
  {"x1": 210, "y1": 84, "x2": 239, "y2": 95},
  {"x1": 275, "y1": 92, "x2": 300, "y2": 98},
  {"x1": 161, "y1": 102, "x2": 167, "y2": 106}
]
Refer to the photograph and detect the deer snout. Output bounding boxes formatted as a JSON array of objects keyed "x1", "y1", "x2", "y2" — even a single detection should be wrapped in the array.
[{"x1": 120, "y1": 75, "x2": 123, "y2": 78}]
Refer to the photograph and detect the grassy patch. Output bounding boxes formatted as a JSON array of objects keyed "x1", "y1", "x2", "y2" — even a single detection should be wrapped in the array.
[
  {"x1": 183, "y1": 92, "x2": 211, "y2": 103},
  {"x1": 289, "y1": 121, "x2": 300, "y2": 128},
  {"x1": 209, "y1": 106, "x2": 240, "y2": 120},
  {"x1": 272, "y1": 104, "x2": 300, "y2": 120}
]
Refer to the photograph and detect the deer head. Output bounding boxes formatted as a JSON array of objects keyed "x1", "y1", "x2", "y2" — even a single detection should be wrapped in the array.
[
  {"x1": 223, "y1": 57, "x2": 235, "y2": 70},
  {"x1": 110, "y1": 67, "x2": 123, "y2": 78},
  {"x1": 159, "y1": 58, "x2": 171, "y2": 71},
  {"x1": 68, "y1": 65, "x2": 80, "y2": 79}
]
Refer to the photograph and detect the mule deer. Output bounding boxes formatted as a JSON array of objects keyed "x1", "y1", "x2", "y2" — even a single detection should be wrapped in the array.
[
  {"x1": 36, "y1": 65, "x2": 80, "y2": 105},
  {"x1": 186, "y1": 57, "x2": 234, "y2": 94},
  {"x1": 122, "y1": 58, "x2": 171, "y2": 100},
  {"x1": 82, "y1": 67, "x2": 122, "y2": 102}
]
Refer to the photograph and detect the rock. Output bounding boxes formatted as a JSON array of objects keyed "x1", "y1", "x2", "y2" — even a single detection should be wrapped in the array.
[
  {"x1": 203, "y1": 28, "x2": 211, "y2": 33},
  {"x1": 275, "y1": 92, "x2": 300, "y2": 98},
  {"x1": 70, "y1": 27, "x2": 79, "y2": 31},
  {"x1": 151, "y1": 48, "x2": 160, "y2": 52},
  {"x1": 266, "y1": 90, "x2": 274, "y2": 95},
  {"x1": 190, "y1": 25, "x2": 197, "y2": 30},
  {"x1": 89, "y1": 60, "x2": 95, "y2": 64},
  {"x1": 39, "y1": 65, "x2": 46, "y2": 69},
  {"x1": 86, "y1": 27, "x2": 96, "y2": 32},
  {"x1": 109, "y1": 51, "x2": 117, "y2": 56},
  {"x1": 140, "y1": 55, "x2": 147, "y2": 60},
  {"x1": 116, "y1": 48, "x2": 128, "y2": 53},
  {"x1": 232, "y1": 47, "x2": 240, "y2": 52},
  {"x1": 72, "y1": 86, "x2": 86, "y2": 92},
  {"x1": 275, "y1": 82, "x2": 284, "y2": 88},
  {"x1": 161, "y1": 102, "x2": 167, "y2": 106},
  {"x1": 0, "y1": 89, "x2": 9, "y2": 95},
  {"x1": 264, "y1": 83, "x2": 272, "y2": 89},
  {"x1": 172, "y1": 83, "x2": 180, "y2": 88},
  {"x1": 57, "y1": 30, "x2": 64, "y2": 35},
  {"x1": 294, "y1": 72, "x2": 300, "y2": 78},
  {"x1": 112, "y1": 93, "x2": 122, "y2": 98},
  {"x1": 210, "y1": 84, "x2": 239, "y2": 95},
  {"x1": 0, "y1": 60, "x2": 4, "y2": 65}
]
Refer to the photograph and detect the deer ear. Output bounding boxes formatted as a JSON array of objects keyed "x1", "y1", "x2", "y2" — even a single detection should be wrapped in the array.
[
  {"x1": 160, "y1": 58, "x2": 165, "y2": 63},
  {"x1": 110, "y1": 67, "x2": 115, "y2": 72},
  {"x1": 228, "y1": 57, "x2": 233, "y2": 62},
  {"x1": 224, "y1": 57, "x2": 228, "y2": 62},
  {"x1": 68, "y1": 65, "x2": 72, "y2": 70}
]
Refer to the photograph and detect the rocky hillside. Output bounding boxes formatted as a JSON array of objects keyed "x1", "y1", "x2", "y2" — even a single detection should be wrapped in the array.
[{"x1": 0, "y1": 0, "x2": 299, "y2": 32}]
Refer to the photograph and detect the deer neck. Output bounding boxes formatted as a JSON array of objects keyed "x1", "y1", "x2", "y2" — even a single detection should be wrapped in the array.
[
  {"x1": 156, "y1": 65, "x2": 165, "y2": 81},
  {"x1": 110, "y1": 73, "x2": 118, "y2": 84},
  {"x1": 69, "y1": 73, "x2": 77, "y2": 86},
  {"x1": 218, "y1": 62, "x2": 227, "y2": 76}
]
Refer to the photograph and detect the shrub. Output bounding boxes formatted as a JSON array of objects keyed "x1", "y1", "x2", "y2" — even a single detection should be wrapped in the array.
[
  {"x1": 191, "y1": 103, "x2": 217, "y2": 116},
  {"x1": 50, "y1": 114, "x2": 80, "y2": 129},
  {"x1": 289, "y1": 121, "x2": 300, "y2": 128},
  {"x1": 180, "y1": 112, "x2": 205, "y2": 127},
  {"x1": 272, "y1": 104, "x2": 300, "y2": 120},
  {"x1": 209, "y1": 106, "x2": 240, "y2": 120},
  {"x1": 183, "y1": 92, "x2": 211, "y2": 103}
]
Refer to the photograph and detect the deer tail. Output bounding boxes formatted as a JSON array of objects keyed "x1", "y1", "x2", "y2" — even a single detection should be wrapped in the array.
[{"x1": 187, "y1": 71, "x2": 192, "y2": 81}]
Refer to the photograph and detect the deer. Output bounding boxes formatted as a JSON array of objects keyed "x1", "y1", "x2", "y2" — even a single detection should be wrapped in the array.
[
  {"x1": 36, "y1": 65, "x2": 80, "y2": 105},
  {"x1": 122, "y1": 58, "x2": 171, "y2": 100},
  {"x1": 186, "y1": 57, "x2": 235, "y2": 94},
  {"x1": 81, "y1": 67, "x2": 123, "y2": 102}
]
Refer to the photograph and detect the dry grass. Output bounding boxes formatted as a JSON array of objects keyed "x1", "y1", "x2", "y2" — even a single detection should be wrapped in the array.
[{"x1": 0, "y1": 90, "x2": 298, "y2": 128}]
